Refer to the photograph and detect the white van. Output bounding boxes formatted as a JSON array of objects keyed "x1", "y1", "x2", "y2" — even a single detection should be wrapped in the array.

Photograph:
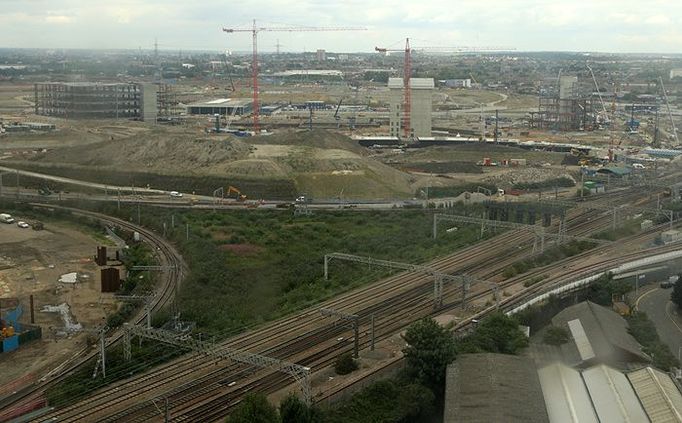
[
  {"x1": 0, "y1": 213, "x2": 15, "y2": 224},
  {"x1": 169, "y1": 191, "x2": 183, "y2": 198}
]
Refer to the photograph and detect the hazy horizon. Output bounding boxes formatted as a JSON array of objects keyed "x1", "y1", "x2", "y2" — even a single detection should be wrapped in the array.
[{"x1": 0, "y1": 0, "x2": 681, "y2": 54}]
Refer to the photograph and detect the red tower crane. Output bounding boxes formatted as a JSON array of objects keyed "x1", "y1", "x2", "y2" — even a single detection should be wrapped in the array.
[
  {"x1": 223, "y1": 20, "x2": 366, "y2": 133},
  {"x1": 376, "y1": 40, "x2": 514, "y2": 139}
]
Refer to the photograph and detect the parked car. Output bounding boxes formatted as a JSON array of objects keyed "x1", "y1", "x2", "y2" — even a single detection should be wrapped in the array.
[
  {"x1": 661, "y1": 275, "x2": 679, "y2": 288},
  {"x1": 0, "y1": 213, "x2": 15, "y2": 224},
  {"x1": 16, "y1": 221, "x2": 29, "y2": 229},
  {"x1": 169, "y1": 191, "x2": 183, "y2": 198}
]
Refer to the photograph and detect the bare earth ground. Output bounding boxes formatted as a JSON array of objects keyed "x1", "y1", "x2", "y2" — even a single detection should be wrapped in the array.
[
  {"x1": 1, "y1": 81, "x2": 584, "y2": 200},
  {"x1": 0, "y1": 220, "x2": 116, "y2": 386}
]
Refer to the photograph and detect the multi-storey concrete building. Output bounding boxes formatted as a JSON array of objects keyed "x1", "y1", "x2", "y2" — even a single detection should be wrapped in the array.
[
  {"x1": 388, "y1": 77, "x2": 434, "y2": 139},
  {"x1": 34, "y1": 82, "x2": 162, "y2": 121}
]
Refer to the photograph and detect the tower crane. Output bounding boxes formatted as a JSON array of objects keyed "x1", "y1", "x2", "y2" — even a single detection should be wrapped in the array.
[
  {"x1": 222, "y1": 20, "x2": 366, "y2": 133},
  {"x1": 375, "y1": 39, "x2": 514, "y2": 139}
]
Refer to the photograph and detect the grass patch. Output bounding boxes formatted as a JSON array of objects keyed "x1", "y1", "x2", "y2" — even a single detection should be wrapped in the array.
[
  {"x1": 53, "y1": 201, "x2": 489, "y2": 337},
  {"x1": 523, "y1": 274, "x2": 548, "y2": 288},
  {"x1": 594, "y1": 218, "x2": 642, "y2": 241},
  {"x1": 512, "y1": 177, "x2": 575, "y2": 191},
  {"x1": 503, "y1": 240, "x2": 596, "y2": 279}
]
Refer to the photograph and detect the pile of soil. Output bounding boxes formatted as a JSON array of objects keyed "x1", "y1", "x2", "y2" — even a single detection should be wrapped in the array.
[{"x1": 31, "y1": 129, "x2": 250, "y2": 175}]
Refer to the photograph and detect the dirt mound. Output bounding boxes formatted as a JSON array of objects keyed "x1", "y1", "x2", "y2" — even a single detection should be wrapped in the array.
[
  {"x1": 33, "y1": 131, "x2": 250, "y2": 175},
  {"x1": 250, "y1": 129, "x2": 368, "y2": 155}
]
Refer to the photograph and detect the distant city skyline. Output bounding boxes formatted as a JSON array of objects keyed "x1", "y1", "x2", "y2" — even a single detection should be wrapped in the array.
[{"x1": 0, "y1": 0, "x2": 681, "y2": 54}]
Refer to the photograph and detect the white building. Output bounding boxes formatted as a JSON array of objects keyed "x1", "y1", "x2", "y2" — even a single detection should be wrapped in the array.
[
  {"x1": 671, "y1": 69, "x2": 682, "y2": 79},
  {"x1": 388, "y1": 77, "x2": 434, "y2": 139}
]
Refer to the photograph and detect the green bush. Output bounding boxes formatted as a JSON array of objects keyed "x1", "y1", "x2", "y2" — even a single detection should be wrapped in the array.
[
  {"x1": 627, "y1": 311, "x2": 679, "y2": 371},
  {"x1": 543, "y1": 325, "x2": 570, "y2": 346},
  {"x1": 334, "y1": 353, "x2": 359, "y2": 375}
]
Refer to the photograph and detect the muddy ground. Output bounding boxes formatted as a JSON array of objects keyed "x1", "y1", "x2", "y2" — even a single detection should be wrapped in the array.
[{"x1": 0, "y1": 219, "x2": 118, "y2": 387}]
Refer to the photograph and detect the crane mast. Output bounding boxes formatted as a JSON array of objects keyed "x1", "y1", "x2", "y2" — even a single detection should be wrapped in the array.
[
  {"x1": 403, "y1": 38, "x2": 411, "y2": 139},
  {"x1": 223, "y1": 21, "x2": 366, "y2": 133}
]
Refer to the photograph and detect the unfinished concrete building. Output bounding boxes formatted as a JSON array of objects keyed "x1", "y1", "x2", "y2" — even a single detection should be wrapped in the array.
[
  {"x1": 34, "y1": 82, "x2": 169, "y2": 121},
  {"x1": 529, "y1": 76, "x2": 597, "y2": 131},
  {"x1": 388, "y1": 77, "x2": 434, "y2": 138}
]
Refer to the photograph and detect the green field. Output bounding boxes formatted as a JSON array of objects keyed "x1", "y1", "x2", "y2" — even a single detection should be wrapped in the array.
[{"x1": 71, "y1": 203, "x2": 487, "y2": 335}]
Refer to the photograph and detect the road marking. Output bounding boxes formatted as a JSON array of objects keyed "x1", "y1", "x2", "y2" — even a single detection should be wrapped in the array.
[
  {"x1": 665, "y1": 302, "x2": 682, "y2": 335},
  {"x1": 635, "y1": 287, "x2": 659, "y2": 311}
]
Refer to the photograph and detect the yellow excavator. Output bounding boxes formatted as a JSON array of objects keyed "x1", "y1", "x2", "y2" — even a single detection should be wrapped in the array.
[{"x1": 227, "y1": 186, "x2": 247, "y2": 201}]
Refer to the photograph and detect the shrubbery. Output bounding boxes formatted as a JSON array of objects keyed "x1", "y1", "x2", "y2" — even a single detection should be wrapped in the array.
[{"x1": 334, "y1": 353, "x2": 359, "y2": 375}]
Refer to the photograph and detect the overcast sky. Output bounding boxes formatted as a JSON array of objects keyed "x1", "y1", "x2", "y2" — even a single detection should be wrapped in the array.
[{"x1": 1, "y1": 0, "x2": 681, "y2": 54}]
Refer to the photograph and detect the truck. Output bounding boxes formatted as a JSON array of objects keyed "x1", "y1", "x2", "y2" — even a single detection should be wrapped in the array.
[{"x1": 0, "y1": 213, "x2": 15, "y2": 224}]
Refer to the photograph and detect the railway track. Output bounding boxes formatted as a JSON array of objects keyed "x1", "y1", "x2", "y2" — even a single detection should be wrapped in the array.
[
  {"x1": 33, "y1": 188, "x2": 672, "y2": 422},
  {"x1": 0, "y1": 205, "x2": 186, "y2": 420}
]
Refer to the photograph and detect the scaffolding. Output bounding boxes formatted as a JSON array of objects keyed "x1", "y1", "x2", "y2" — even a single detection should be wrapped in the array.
[{"x1": 529, "y1": 96, "x2": 597, "y2": 131}]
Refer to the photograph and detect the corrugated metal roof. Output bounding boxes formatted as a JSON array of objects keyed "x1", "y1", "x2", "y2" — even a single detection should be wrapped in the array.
[
  {"x1": 388, "y1": 77, "x2": 434, "y2": 89},
  {"x1": 444, "y1": 353, "x2": 549, "y2": 423},
  {"x1": 567, "y1": 319, "x2": 596, "y2": 361},
  {"x1": 538, "y1": 363, "x2": 598, "y2": 423},
  {"x1": 582, "y1": 365, "x2": 649, "y2": 423},
  {"x1": 596, "y1": 166, "x2": 633, "y2": 176},
  {"x1": 628, "y1": 367, "x2": 682, "y2": 422},
  {"x1": 552, "y1": 301, "x2": 648, "y2": 366},
  {"x1": 186, "y1": 98, "x2": 251, "y2": 108}
]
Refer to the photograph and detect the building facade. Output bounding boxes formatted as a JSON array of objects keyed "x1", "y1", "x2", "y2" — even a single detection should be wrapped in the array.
[
  {"x1": 34, "y1": 82, "x2": 164, "y2": 121},
  {"x1": 388, "y1": 77, "x2": 434, "y2": 139}
]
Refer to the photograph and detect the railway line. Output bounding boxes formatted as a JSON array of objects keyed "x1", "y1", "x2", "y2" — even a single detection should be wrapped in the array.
[
  {"x1": 31, "y1": 187, "x2": 675, "y2": 422},
  {"x1": 0, "y1": 205, "x2": 186, "y2": 420}
]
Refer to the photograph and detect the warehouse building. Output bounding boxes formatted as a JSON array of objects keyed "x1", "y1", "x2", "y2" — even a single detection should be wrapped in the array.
[
  {"x1": 34, "y1": 82, "x2": 163, "y2": 121},
  {"x1": 388, "y1": 77, "x2": 434, "y2": 139},
  {"x1": 627, "y1": 366, "x2": 682, "y2": 422},
  {"x1": 185, "y1": 98, "x2": 252, "y2": 116},
  {"x1": 444, "y1": 353, "x2": 549, "y2": 423},
  {"x1": 551, "y1": 300, "x2": 649, "y2": 368}
]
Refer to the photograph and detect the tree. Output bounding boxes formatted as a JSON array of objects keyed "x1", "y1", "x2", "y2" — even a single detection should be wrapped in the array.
[
  {"x1": 324, "y1": 379, "x2": 435, "y2": 423},
  {"x1": 671, "y1": 277, "x2": 682, "y2": 309},
  {"x1": 543, "y1": 325, "x2": 570, "y2": 346},
  {"x1": 402, "y1": 318, "x2": 457, "y2": 388},
  {"x1": 226, "y1": 393, "x2": 279, "y2": 423},
  {"x1": 461, "y1": 312, "x2": 528, "y2": 354},
  {"x1": 280, "y1": 394, "x2": 322, "y2": 423},
  {"x1": 334, "y1": 353, "x2": 359, "y2": 375}
]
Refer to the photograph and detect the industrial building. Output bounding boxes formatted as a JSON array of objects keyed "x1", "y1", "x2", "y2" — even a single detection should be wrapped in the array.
[
  {"x1": 670, "y1": 69, "x2": 682, "y2": 80},
  {"x1": 388, "y1": 77, "x2": 434, "y2": 138},
  {"x1": 444, "y1": 353, "x2": 549, "y2": 423},
  {"x1": 442, "y1": 78, "x2": 472, "y2": 88},
  {"x1": 185, "y1": 98, "x2": 252, "y2": 116},
  {"x1": 550, "y1": 301, "x2": 649, "y2": 368},
  {"x1": 34, "y1": 82, "x2": 166, "y2": 121}
]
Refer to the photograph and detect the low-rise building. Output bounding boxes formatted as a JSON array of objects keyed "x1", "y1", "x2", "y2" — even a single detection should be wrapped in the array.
[
  {"x1": 444, "y1": 353, "x2": 549, "y2": 423},
  {"x1": 185, "y1": 98, "x2": 252, "y2": 116}
]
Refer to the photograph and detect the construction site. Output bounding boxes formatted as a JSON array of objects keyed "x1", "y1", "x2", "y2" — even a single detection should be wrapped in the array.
[{"x1": 2, "y1": 16, "x2": 682, "y2": 422}]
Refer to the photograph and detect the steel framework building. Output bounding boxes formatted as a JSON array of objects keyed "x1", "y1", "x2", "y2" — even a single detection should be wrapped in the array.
[{"x1": 34, "y1": 82, "x2": 172, "y2": 121}]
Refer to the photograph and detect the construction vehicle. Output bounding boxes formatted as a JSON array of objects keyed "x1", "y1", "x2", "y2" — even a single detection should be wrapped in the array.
[{"x1": 227, "y1": 186, "x2": 247, "y2": 201}]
